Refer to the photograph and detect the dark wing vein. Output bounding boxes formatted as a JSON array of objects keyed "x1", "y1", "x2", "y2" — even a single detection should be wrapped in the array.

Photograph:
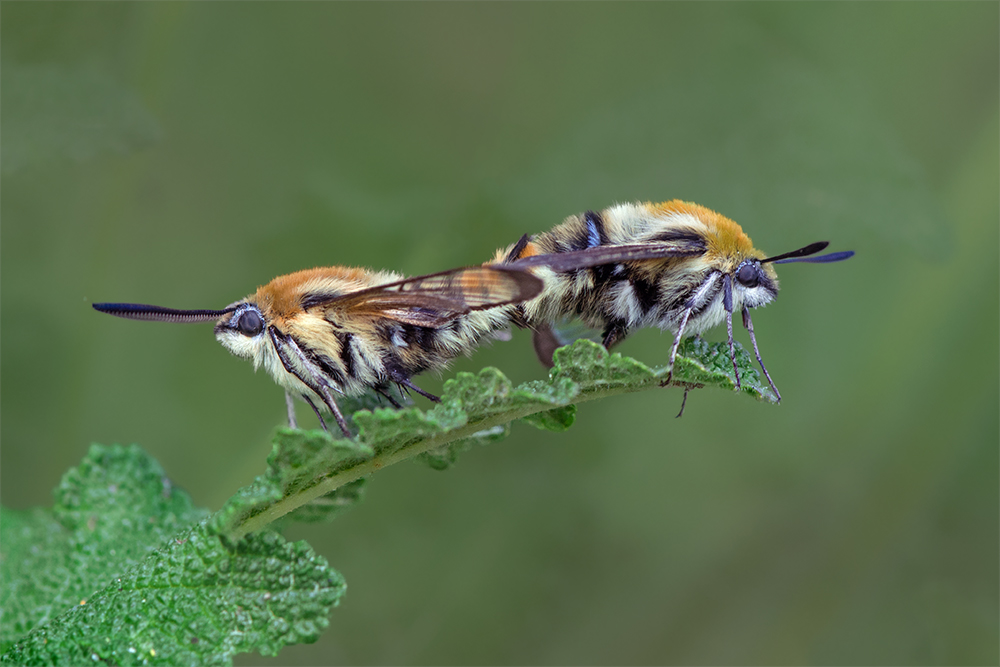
[{"x1": 303, "y1": 266, "x2": 543, "y2": 326}]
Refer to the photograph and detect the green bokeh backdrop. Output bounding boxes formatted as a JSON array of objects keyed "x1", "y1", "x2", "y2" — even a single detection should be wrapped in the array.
[{"x1": 2, "y1": 3, "x2": 997, "y2": 665}]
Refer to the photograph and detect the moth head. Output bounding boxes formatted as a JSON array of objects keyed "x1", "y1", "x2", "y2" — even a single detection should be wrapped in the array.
[
  {"x1": 735, "y1": 241, "x2": 856, "y2": 311},
  {"x1": 213, "y1": 302, "x2": 271, "y2": 368},
  {"x1": 731, "y1": 256, "x2": 779, "y2": 310}
]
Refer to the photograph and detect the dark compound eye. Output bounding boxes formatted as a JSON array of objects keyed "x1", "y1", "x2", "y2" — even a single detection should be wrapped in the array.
[
  {"x1": 736, "y1": 262, "x2": 760, "y2": 288},
  {"x1": 236, "y1": 309, "x2": 264, "y2": 336}
]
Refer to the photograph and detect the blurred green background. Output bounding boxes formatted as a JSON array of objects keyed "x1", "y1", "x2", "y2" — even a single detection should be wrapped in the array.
[{"x1": 2, "y1": 3, "x2": 997, "y2": 664}]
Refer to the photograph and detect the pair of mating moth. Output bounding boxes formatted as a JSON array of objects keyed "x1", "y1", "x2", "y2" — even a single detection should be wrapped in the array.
[{"x1": 95, "y1": 200, "x2": 853, "y2": 436}]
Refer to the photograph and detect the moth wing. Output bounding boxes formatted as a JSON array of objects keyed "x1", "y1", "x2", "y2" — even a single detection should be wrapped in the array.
[
  {"x1": 307, "y1": 266, "x2": 543, "y2": 328},
  {"x1": 507, "y1": 240, "x2": 704, "y2": 272}
]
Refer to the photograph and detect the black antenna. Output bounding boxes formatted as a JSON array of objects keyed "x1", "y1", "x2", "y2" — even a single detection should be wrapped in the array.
[
  {"x1": 762, "y1": 242, "x2": 855, "y2": 265},
  {"x1": 773, "y1": 250, "x2": 855, "y2": 264},
  {"x1": 92, "y1": 303, "x2": 236, "y2": 323}
]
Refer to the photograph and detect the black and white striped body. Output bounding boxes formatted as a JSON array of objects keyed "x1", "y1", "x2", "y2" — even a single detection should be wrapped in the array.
[{"x1": 497, "y1": 201, "x2": 779, "y2": 348}]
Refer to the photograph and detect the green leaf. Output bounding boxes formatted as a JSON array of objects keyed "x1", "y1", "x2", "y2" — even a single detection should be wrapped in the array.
[
  {"x1": 285, "y1": 480, "x2": 368, "y2": 524},
  {"x1": 550, "y1": 338, "x2": 657, "y2": 390},
  {"x1": 1, "y1": 445, "x2": 344, "y2": 666},
  {"x1": 670, "y1": 336, "x2": 777, "y2": 402},
  {"x1": 1, "y1": 444, "x2": 208, "y2": 654},
  {"x1": 0, "y1": 340, "x2": 777, "y2": 663},
  {"x1": 220, "y1": 338, "x2": 774, "y2": 540},
  {"x1": 208, "y1": 428, "x2": 372, "y2": 535},
  {"x1": 352, "y1": 403, "x2": 464, "y2": 457},
  {"x1": 416, "y1": 366, "x2": 581, "y2": 468},
  {"x1": 420, "y1": 423, "x2": 511, "y2": 471},
  {"x1": 521, "y1": 405, "x2": 577, "y2": 432}
]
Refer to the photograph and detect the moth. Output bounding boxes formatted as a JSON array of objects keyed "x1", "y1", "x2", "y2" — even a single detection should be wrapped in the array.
[
  {"x1": 94, "y1": 264, "x2": 542, "y2": 436},
  {"x1": 494, "y1": 200, "x2": 854, "y2": 401}
]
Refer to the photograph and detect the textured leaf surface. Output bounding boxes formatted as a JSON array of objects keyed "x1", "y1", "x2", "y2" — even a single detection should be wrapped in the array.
[
  {"x1": 0, "y1": 340, "x2": 776, "y2": 663},
  {"x1": 220, "y1": 339, "x2": 774, "y2": 538},
  {"x1": 209, "y1": 428, "x2": 372, "y2": 535},
  {"x1": 670, "y1": 336, "x2": 776, "y2": 401},
  {"x1": 1, "y1": 444, "x2": 208, "y2": 653},
  {"x1": 0, "y1": 445, "x2": 344, "y2": 666},
  {"x1": 520, "y1": 405, "x2": 577, "y2": 432}
]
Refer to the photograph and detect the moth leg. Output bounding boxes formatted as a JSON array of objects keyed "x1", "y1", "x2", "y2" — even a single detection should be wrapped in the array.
[
  {"x1": 316, "y1": 385, "x2": 351, "y2": 437},
  {"x1": 601, "y1": 320, "x2": 629, "y2": 350},
  {"x1": 676, "y1": 387, "x2": 690, "y2": 418},
  {"x1": 722, "y1": 274, "x2": 741, "y2": 391},
  {"x1": 303, "y1": 395, "x2": 329, "y2": 431},
  {"x1": 725, "y1": 308, "x2": 741, "y2": 390},
  {"x1": 531, "y1": 324, "x2": 560, "y2": 369},
  {"x1": 388, "y1": 365, "x2": 441, "y2": 403},
  {"x1": 374, "y1": 385, "x2": 403, "y2": 409},
  {"x1": 665, "y1": 307, "x2": 693, "y2": 385},
  {"x1": 271, "y1": 329, "x2": 352, "y2": 437},
  {"x1": 285, "y1": 391, "x2": 299, "y2": 430},
  {"x1": 398, "y1": 378, "x2": 440, "y2": 403},
  {"x1": 742, "y1": 306, "x2": 781, "y2": 402},
  {"x1": 666, "y1": 271, "x2": 722, "y2": 386}
]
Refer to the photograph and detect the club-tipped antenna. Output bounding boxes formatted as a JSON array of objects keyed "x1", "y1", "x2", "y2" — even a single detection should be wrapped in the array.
[
  {"x1": 92, "y1": 302, "x2": 236, "y2": 323},
  {"x1": 762, "y1": 242, "x2": 855, "y2": 265},
  {"x1": 773, "y1": 250, "x2": 855, "y2": 264}
]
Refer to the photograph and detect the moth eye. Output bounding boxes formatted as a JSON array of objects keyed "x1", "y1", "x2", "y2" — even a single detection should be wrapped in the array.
[
  {"x1": 236, "y1": 310, "x2": 264, "y2": 337},
  {"x1": 736, "y1": 263, "x2": 760, "y2": 288}
]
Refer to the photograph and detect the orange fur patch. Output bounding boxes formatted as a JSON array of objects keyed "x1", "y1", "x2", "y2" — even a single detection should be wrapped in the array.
[
  {"x1": 652, "y1": 200, "x2": 760, "y2": 263},
  {"x1": 517, "y1": 242, "x2": 541, "y2": 259},
  {"x1": 255, "y1": 266, "x2": 375, "y2": 320},
  {"x1": 489, "y1": 240, "x2": 541, "y2": 264}
]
